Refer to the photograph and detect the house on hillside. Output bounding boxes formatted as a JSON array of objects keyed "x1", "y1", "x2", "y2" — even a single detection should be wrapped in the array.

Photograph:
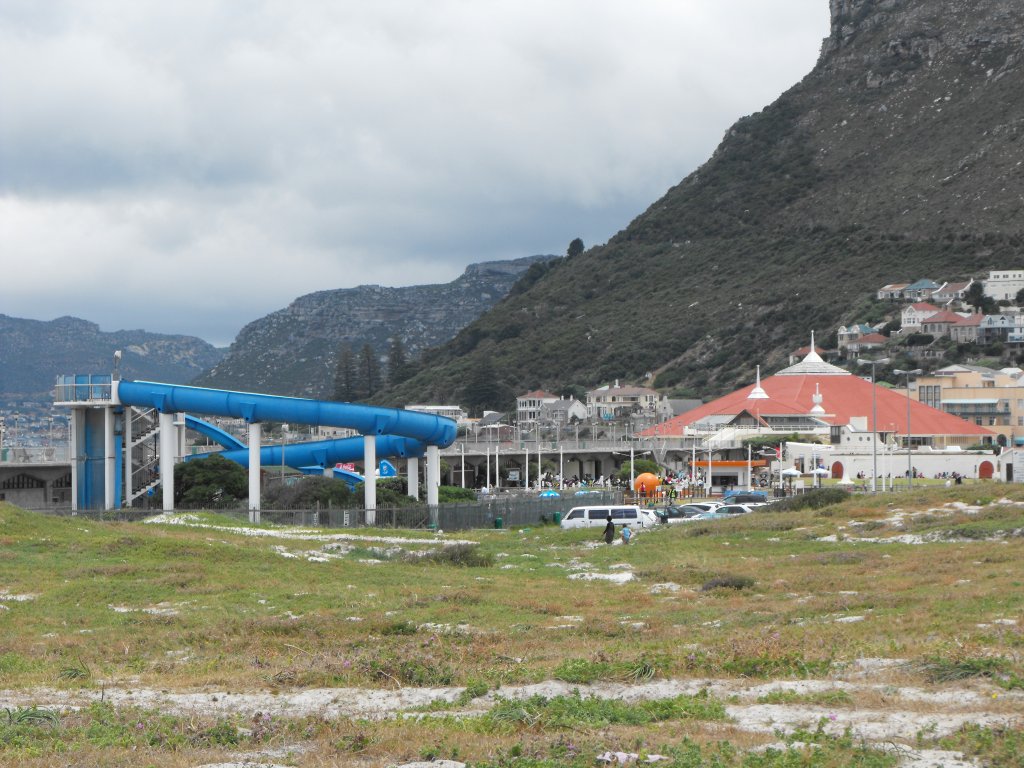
[
  {"x1": 877, "y1": 283, "x2": 910, "y2": 301},
  {"x1": 978, "y1": 315, "x2": 1015, "y2": 344},
  {"x1": 845, "y1": 332, "x2": 888, "y2": 354},
  {"x1": 837, "y1": 324, "x2": 879, "y2": 352},
  {"x1": 930, "y1": 280, "x2": 975, "y2": 307},
  {"x1": 586, "y1": 381, "x2": 666, "y2": 421},
  {"x1": 901, "y1": 302, "x2": 941, "y2": 331},
  {"x1": 984, "y1": 270, "x2": 1024, "y2": 302},
  {"x1": 903, "y1": 279, "x2": 941, "y2": 301},
  {"x1": 921, "y1": 310, "x2": 970, "y2": 339},
  {"x1": 1009, "y1": 316, "x2": 1024, "y2": 346},
  {"x1": 950, "y1": 313, "x2": 983, "y2": 343},
  {"x1": 516, "y1": 390, "x2": 559, "y2": 423},
  {"x1": 538, "y1": 397, "x2": 588, "y2": 425}
]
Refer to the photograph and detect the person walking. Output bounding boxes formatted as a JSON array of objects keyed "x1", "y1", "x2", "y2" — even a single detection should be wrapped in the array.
[
  {"x1": 621, "y1": 524, "x2": 632, "y2": 545},
  {"x1": 603, "y1": 515, "x2": 615, "y2": 544}
]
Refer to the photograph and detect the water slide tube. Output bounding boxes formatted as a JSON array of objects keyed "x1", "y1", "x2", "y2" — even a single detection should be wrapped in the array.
[
  {"x1": 184, "y1": 415, "x2": 417, "y2": 477},
  {"x1": 209, "y1": 434, "x2": 424, "y2": 469},
  {"x1": 118, "y1": 380, "x2": 456, "y2": 445},
  {"x1": 184, "y1": 415, "x2": 246, "y2": 451}
]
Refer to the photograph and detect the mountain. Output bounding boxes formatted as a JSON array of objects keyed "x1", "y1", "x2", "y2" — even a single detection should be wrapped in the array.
[
  {"x1": 193, "y1": 255, "x2": 556, "y2": 398},
  {"x1": 0, "y1": 315, "x2": 225, "y2": 399},
  {"x1": 378, "y1": 0, "x2": 1024, "y2": 410}
]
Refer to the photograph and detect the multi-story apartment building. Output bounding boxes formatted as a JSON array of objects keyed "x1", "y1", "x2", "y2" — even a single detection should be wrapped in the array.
[{"x1": 913, "y1": 364, "x2": 1024, "y2": 447}]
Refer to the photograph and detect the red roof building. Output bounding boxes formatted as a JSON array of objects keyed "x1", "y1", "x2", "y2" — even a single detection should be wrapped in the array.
[{"x1": 640, "y1": 349, "x2": 992, "y2": 446}]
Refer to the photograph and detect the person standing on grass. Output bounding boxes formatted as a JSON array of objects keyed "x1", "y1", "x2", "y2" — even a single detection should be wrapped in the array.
[
  {"x1": 621, "y1": 524, "x2": 632, "y2": 545},
  {"x1": 603, "y1": 515, "x2": 615, "y2": 544}
]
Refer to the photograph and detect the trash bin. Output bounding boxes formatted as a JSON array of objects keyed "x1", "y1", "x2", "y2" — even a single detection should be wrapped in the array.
[
  {"x1": 494, "y1": 517, "x2": 503, "y2": 529},
  {"x1": 553, "y1": 512, "x2": 561, "y2": 525}
]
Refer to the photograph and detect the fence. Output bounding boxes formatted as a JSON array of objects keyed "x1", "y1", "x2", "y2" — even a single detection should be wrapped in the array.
[{"x1": 27, "y1": 490, "x2": 624, "y2": 530}]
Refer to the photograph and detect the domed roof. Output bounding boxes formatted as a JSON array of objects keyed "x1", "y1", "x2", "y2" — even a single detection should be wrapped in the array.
[{"x1": 776, "y1": 333, "x2": 850, "y2": 377}]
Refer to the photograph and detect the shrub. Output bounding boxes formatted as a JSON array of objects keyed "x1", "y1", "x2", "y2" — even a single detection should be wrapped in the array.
[
  {"x1": 409, "y1": 544, "x2": 493, "y2": 568},
  {"x1": 437, "y1": 486, "x2": 477, "y2": 503},
  {"x1": 701, "y1": 574, "x2": 755, "y2": 592},
  {"x1": 767, "y1": 488, "x2": 849, "y2": 512}
]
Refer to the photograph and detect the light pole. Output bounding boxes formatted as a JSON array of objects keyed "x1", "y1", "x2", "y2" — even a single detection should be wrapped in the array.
[
  {"x1": 893, "y1": 369, "x2": 922, "y2": 488},
  {"x1": 858, "y1": 357, "x2": 891, "y2": 492},
  {"x1": 280, "y1": 423, "x2": 289, "y2": 480}
]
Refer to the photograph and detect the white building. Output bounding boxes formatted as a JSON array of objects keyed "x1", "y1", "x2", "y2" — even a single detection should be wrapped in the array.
[
  {"x1": 405, "y1": 404, "x2": 468, "y2": 425},
  {"x1": 587, "y1": 381, "x2": 666, "y2": 420},
  {"x1": 984, "y1": 270, "x2": 1024, "y2": 302},
  {"x1": 515, "y1": 390, "x2": 559, "y2": 423},
  {"x1": 539, "y1": 397, "x2": 588, "y2": 425}
]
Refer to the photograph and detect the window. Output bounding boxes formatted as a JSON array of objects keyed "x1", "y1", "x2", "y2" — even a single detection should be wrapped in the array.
[
  {"x1": 566, "y1": 510, "x2": 582, "y2": 520},
  {"x1": 588, "y1": 509, "x2": 609, "y2": 520}
]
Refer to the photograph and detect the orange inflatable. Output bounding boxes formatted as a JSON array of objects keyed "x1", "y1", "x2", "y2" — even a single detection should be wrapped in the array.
[{"x1": 634, "y1": 472, "x2": 660, "y2": 497}]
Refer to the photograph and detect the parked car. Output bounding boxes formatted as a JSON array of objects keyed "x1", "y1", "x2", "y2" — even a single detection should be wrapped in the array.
[
  {"x1": 679, "y1": 501, "x2": 724, "y2": 514},
  {"x1": 692, "y1": 503, "x2": 759, "y2": 519},
  {"x1": 721, "y1": 490, "x2": 769, "y2": 504},
  {"x1": 655, "y1": 504, "x2": 709, "y2": 524},
  {"x1": 559, "y1": 505, "x2": 660, "y2": 530}
]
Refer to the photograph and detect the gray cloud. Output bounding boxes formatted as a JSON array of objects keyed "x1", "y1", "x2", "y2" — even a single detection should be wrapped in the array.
[{"x1": 0, "y1": 1, "x2": 829, "y2": 346}]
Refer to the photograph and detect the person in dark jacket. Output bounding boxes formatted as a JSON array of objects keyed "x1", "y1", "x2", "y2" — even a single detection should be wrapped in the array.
[{"x1": 603, "y1": 515, "x2": 615, "y2": 544}]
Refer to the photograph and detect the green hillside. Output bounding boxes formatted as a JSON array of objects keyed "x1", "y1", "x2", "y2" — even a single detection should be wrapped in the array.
[{"x1": 380, "y1": 0, "x2": 1024, "y2": 410}]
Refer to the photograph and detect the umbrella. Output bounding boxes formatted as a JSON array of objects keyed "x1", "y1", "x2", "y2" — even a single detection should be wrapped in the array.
[
  {"x1": 780, "y1": 467, "x2": 802, "y2": 477},
  {"x1": 811, "y1": 467, "x2": 831, "y2": 476},
  {"x1": 539, "y1": 490, "x2": 560, "y2": 498}
]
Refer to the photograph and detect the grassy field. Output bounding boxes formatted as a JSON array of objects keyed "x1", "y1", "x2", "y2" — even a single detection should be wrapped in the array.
[{"x1": 1, "y1": 486, "x2": 1022, "y2": 767}]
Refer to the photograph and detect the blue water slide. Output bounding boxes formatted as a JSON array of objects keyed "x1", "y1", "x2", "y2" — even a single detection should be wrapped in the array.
[
  {"x1": 183, "y1": 416, "x2": 422, "y2": 471},
  {"x1": 184, "y1": 415, "x2": 246, "y2": 451},
  {"x1": 211, "y1": 434, "x2": 423, "y2": 469},
  {"x1": 117, "y1": 380, "x2": 458, "y2": 447}
]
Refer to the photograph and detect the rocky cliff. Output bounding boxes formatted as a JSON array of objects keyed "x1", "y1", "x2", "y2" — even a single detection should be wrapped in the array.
[
  {"x1": 378, "y1": 0, "x2": 1024, "y2": 408},
  {"x1": 193, "y1": 255, "x2": 555, "y2": 398},
  {"x1": 0, "y1": 315, "x2": 224, "y2": 399}
]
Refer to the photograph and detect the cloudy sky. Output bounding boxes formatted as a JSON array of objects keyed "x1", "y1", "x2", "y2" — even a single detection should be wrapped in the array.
[{"x1": 1, "y1": 1, "x2": 830, "y2": 347}]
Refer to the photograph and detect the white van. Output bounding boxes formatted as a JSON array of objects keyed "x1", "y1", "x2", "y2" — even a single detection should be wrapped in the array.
[{"x1": 559, "y1": 505, "x2": 659, "y2": 530}]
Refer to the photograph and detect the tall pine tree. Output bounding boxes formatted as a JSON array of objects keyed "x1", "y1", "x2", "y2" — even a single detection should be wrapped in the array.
[
  {"x1": 332, "y1": 343, "x2": 358, "y2": 402},
  {"x1": 387, "y1": 336, "x2": 411, "y2": 386},
  {"x1": 360, "y1": 343, "x2": 381, "y2": 399}
]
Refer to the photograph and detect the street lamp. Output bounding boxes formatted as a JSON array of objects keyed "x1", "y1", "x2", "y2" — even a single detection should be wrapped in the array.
[
  {"x1": 894, "y1": 368, "x2": 923, "y2": 488},
  {"x1": 858, "y1": 357, "x2": 891, "y2": 492},
  {"x1": 281, "y1": 423, "x2": 289, "y2": 480}
]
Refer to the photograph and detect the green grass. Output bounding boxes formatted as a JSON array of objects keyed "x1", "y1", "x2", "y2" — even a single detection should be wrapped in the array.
[
  {"x1": 1, "y1": 486, "x2": 1023, "y2": 765},
  {"x1": 482, "y1": 691, "x2": 727, "y2": 732}
]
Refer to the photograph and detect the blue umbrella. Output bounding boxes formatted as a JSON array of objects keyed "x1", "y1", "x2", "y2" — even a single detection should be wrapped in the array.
[{"x1": 539, "y1": 490, "x2": 560, "y2": 498}]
